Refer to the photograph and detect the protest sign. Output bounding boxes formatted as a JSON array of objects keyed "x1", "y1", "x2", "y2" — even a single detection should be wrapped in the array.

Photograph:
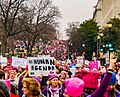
[
  {"x1": 0, "y1": 56, "x2": 7, "y2": 66},
  {"x1": 85, "y1": 60, "x2": 89, "y2": 65},
  {"x1": 12, "y1": 57, "x2": 27, "y2": 68},
  {"x1": 77, "y1": 56, "x2": 83, "y2": 66},
  {"x1": 70, "y1": 68, "x2": 76, "y2": 77},
  {"x1": 90, "y1": 60, "x2": 99, "y2": 71},
  {"x1": 19, "y1": 58, "x2": 27, "y2": 68},
  {"x1": 28, "y1": 56, "x2": 56, "y2": 76},
  {"x1": 12, "y1": 56, "x2": 20, "y2": 67}
]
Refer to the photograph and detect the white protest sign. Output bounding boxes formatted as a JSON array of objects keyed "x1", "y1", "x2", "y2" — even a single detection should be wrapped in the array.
[
  {"x1": 28, "y1": 56, "x2": 56, "y2": 76},
  {"x1": 12, "y1": 56, "x2": 20, "y2": 67},
  {"x1": 1, "y1": 56, "x2": 7, "y2": 66},
  {"x1": 85, "y1": 60, "x2": 90, "y2": 65},
  {"x1": 19, "y1": 58, "x2": 27, "y2": 68},
  {"x1": 70, "y1": 68, "x2": 76, "y2": 77},
  {"x1": 77, "y1": 56, "x2": 83, "y2": 65},
  {"x1": 12, "y1": 57, "x2": 27, "y2": 68},
  {"x1": 77, "y1": 56, "x2": 83, "y2": 62}
]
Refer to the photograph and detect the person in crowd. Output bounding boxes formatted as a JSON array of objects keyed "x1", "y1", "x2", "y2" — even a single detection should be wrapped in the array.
[
  {"x1": 4, "y1": 57, "x2": 13, "y2": 71},
  {"x1": 114, "y1": 82, "x2": 120, "y2": 97},
  {"x1": 18, "y1": 67, "x2": 29, "y2": 97},
  {"x1": 0, "y1": 70, "x2": 5, "y2": 80},
  {"x1": 75, "y1": 64, "x2": 81, "y2": 72},
  {"x1": 115, "y1": 70, "x2": 120, "y2": 97},
  {"x1": 18, "y1": 64, "x2": 43, "y2": 97},
  {"x1": 40, "y1": 76, "x2": 48, "y2": 91},
  {"x1": 0, "y1": 63, "x2": 3, "y2": 70},
  {"x1": 18, "y1": 66, "x2": 24, "y2": 74},
  {"x1": 63, "y1": 52, "x2": 117, "y2": 97},
  {"x1": 9, "y1": 69, "x2": 19, "y2": 96},
  {"x1": 103, "y1": 71, "x2": 117, "y2": 97},
  {"x1": 99, "y1": 66, "x2": 106, "y2": 82},
  {"x1": 103, "y1": 70, "x2": 120, "y2": 97},
  {"x1": 9, "y1": 70, "x2": 17, "y2": 82},
  {"x1": 59, "y1": 71, "x2": 67, "y2": 85},
  {"x1": 10, "y1": 83, "x2": 20, "y2": 97},
  {"x1": 42, "y1": 72, "x2": 64, "y2": 97},
  {"x1": 22, "y1": 78, "x2": 44, "y2": 97},
  {"x1": 0, "y1": 68, "x2": 10, "y2": 96},
  {"x1": 0, "y1": 70, "x2": 11, "y2": 90},
  {"x1": 62, "y1": 65, "x2": 72, "y2": 78},
  {"x1": 0, "y1": 68, "x2": 19, "y2": 97},
  {"x1": 4, "y1": 57, "x2": 13, "y2": 79},
  {"x1": 0, "y1": 81, "x2": 10, "y2": 97}
]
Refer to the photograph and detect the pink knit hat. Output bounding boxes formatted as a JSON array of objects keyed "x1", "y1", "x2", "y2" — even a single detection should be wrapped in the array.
[
  {"x1": 7, "y1": 57, "x2": 12, "y2": 64},
  {"x1": 64, "y1": 78, "x2": 84, "y2": 97},
  {"x1": 48, "y1": 71, "x2": 59, "y2": 80}
]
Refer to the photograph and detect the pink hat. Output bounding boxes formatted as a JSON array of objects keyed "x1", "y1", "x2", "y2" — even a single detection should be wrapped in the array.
[
  {"x1": 48, "y1": 71, "x2": 58, "y2": 80},
  {"x1": 64, "y1": 78, "x2": 84, "y2": 97},
  {"x1": 7, "y1": 57, "x2": 12, "y2": 64}
]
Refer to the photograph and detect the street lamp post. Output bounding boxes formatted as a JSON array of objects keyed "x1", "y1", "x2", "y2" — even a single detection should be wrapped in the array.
[
  {"x1": 82, "y1": 44, "x2": 85, "y2": 64},
  {"x1": 97, "y1": 35, "x2": 100, "y2": 58},
  {"x1": 97, "y1": 32, "x2": 104, "y2": 58},
  {"x1": 107, "y1": 23, "x2": 112, "y2": 64}
]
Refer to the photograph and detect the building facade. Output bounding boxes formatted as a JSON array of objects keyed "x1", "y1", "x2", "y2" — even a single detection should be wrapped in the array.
[{"x1": 93, "y1": 0, "x2": 120, "y2": 27}]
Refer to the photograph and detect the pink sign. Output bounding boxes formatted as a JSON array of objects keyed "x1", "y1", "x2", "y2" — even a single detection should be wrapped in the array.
[{"x1": 90, "y1": 60, "x2": 98, "y2": 71}]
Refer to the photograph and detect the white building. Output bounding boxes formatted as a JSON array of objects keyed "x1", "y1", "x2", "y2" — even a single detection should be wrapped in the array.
[{"x1": 93, "y1": 0, "x2": 120, "y2": 27}]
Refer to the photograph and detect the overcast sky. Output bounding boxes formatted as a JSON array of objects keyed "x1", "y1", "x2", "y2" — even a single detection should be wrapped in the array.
[{"x1": 52, "y1": 0, "x2": 98, "y2": 39}]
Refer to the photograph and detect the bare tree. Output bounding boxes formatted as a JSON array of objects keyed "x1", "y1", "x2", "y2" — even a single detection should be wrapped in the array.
[
  {"x1": 15, "y1": 0, "x2": 61, "y2": 54},
  {"x1": 0, "y1": 0, "x2": 27, "y2": 55},
  {"x1": 0, "y1": 0, "x2": 61, "y2": 55}
]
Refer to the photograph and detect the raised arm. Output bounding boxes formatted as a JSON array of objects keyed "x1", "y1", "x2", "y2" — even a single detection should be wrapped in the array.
[{"x1": 90, "y1": 52, "x2": 117, "y2": 97}]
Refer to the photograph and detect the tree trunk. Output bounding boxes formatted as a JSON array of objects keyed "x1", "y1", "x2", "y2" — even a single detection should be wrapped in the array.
[{"x1": 2, "y1": 35, "x2": 8, "y2": 56}]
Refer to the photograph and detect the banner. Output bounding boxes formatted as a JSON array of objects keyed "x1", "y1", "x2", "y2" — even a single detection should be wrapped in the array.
[
  {"x1": 12, "y1": 57, "x2": 27, "y2": 68},
  {"x1": 28, "y1": 56, "x2": 56, "y2": 76}
]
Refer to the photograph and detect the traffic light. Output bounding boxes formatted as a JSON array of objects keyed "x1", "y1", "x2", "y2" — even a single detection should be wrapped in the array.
[
  {"x1": 100, "y1": 44, "x2": 104, "y2": 52},
  {"x1": 69, "y1": 52, "x2": 72, "y2": 59},
  {"x1": 100, "y1": 48, "x2": 104, "y2": 52},
  {"x1": 109, "y1": 48, "x2": 114, "y2": 51},
  {"x1": 108, "y1": 43, "x2": 114, "y2": 51},
  {"x1": 108, "y1": 43, "x2": 112, "y2": 48}
]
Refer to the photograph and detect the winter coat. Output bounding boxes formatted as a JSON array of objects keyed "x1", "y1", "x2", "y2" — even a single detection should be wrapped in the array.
[{"x1": 42, "y1": 84, "x2": 64, "y2": 97}]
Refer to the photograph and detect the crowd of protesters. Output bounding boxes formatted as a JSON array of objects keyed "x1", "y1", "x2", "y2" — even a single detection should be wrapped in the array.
[{"x1": 0, "y1": 51, "x2": 119, "y2": 97}]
